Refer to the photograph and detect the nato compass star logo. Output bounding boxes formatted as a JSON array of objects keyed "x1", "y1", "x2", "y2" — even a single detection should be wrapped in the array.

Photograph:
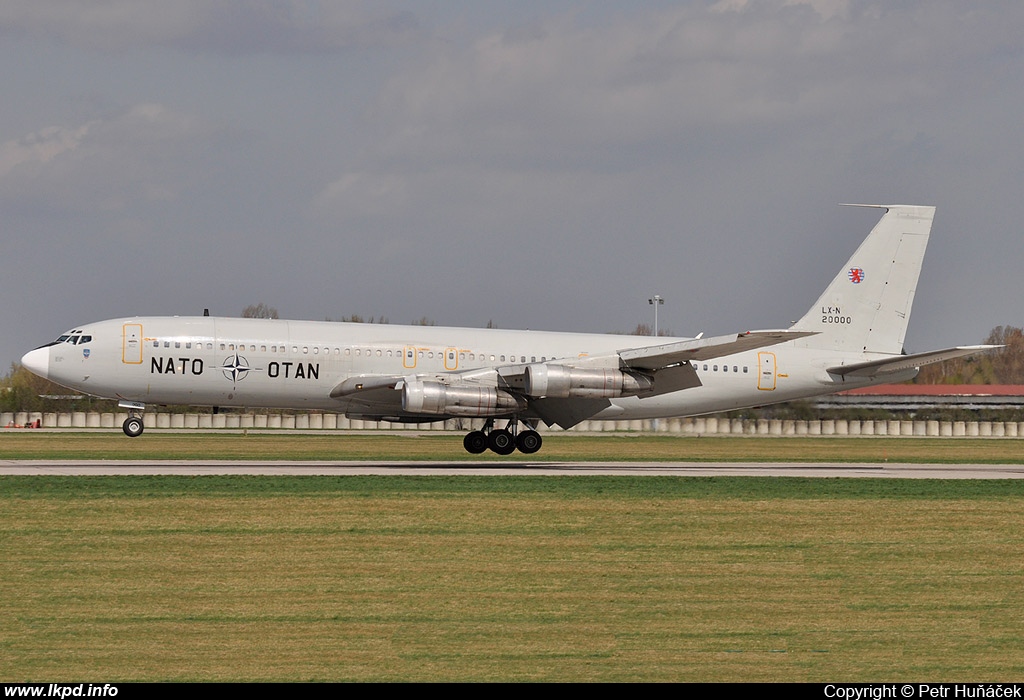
[{"x1": 219, "y1": 354, "x2": 261, "y2": 384}]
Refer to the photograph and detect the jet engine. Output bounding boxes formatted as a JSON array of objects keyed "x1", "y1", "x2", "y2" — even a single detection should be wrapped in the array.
[
  {"x1": 402, "y1": 380, "x2": 525, "y2": 416},
  {"x1": 523, "y1": 364, "x2": 653, "y2": 398}
]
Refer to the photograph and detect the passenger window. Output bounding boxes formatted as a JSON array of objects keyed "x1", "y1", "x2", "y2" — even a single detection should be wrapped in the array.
[{"x1": 733, "y1": 366, "x2": 738, "y2": 373}]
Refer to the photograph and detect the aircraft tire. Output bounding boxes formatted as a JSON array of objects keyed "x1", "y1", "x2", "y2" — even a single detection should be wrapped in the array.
[
  {"x1": 488, "y1": 429, "x2": 516, "y2": 455},
  {"x1": 123, "y1": 417, "x2": 144, "y2": 438},
  {"x1": 516, "y1": 430, "x2": 542, "y2": 454},
  {"x1": 463, "y1": 431, "x2": 488, "y2": 454}
]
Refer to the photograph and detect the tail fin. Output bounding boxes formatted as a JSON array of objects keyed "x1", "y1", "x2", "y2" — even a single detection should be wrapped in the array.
[{"x1": 791, "y1": 204, "x2": 935, "y2": 354}]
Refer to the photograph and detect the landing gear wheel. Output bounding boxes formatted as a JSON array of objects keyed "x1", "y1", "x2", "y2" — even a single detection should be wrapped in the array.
[
  {"x1": 463, "y1": 431, "x2": 488, "y2": 454},
  {"x1": 488, "y1": 429, "x2": 516, "y2": 455},
  {"x1": 123, "y1": 416, "x2": 144, "y2": 438},
  {"x1": 516, "y1": 430, "x2": 542, "y2": 454}
]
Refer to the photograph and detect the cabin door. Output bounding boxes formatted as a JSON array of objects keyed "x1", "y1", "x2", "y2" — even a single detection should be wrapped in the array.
[
  {"x1": 122, "y1": 324, "x2": 143, "y2": 364},
  {"x1": 757, "y1": 352, "x2": 776, "y2": 391}
]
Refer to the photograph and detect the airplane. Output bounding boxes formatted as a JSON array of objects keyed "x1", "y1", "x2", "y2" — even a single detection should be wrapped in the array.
[{"x1": 20, "y1": 204, "x2": 996, "y2": 455}]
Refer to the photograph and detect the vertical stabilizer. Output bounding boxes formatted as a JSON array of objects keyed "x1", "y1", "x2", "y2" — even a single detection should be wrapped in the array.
[{"x1": 792, "y1": 205, "x2": 935, "y2": 354}]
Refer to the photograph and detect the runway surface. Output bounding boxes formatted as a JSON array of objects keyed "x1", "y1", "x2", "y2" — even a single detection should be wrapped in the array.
[{"x1": 3, "y1": 460, "x2": 1024, "y2": 477}]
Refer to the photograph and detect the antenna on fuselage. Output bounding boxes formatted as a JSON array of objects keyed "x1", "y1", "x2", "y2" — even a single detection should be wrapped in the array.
[{"x1": 203, "y1": 308, "x2": 209, "y2": 317}]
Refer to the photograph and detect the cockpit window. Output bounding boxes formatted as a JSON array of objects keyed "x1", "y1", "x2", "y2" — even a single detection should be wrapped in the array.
[{"x1": 55, "y1": 332, "x2": 92, "y2": 345}]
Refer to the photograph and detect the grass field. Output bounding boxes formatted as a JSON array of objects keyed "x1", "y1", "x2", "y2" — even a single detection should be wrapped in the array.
[
  {"x1": 2, "y1": 475, "x2": 1023, "y2": 681},
  {"x1": 3, "y1": 430, "x2": 1024, "y2": 462},
  {"x1": 3, "y1": 434, "x2": 1023, "y2": 681}
]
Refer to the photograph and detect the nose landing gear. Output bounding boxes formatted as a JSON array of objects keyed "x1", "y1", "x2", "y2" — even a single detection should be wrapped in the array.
[
  {"x1": 463, "y1": 419, "x2": 543, "y2": 455},
  {"x1": 119, "y1": 400, "x2": 146, "y2": 437}
]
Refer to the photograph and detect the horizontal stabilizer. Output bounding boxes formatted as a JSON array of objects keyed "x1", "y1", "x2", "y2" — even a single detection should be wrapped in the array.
[
  {"x1": 619, "y1": 330, "x2": 817, "y2": 370},
  {"x1": 826, "y1": 345, "x2": 1001, "y2": 378}
]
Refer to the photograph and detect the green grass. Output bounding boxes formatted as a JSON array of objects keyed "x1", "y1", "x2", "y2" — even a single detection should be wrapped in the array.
[
  {"x1": 4, "y1": 431, "x2": 1024, "y2": 462},
  {"x1": 2, "y1": 476, "x2": 1023, "y2": 681}
]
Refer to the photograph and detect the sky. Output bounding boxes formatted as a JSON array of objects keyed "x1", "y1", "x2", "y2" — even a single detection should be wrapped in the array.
[{"x1": 3, "y1": 0, "x2": 1023, "y2": 368}]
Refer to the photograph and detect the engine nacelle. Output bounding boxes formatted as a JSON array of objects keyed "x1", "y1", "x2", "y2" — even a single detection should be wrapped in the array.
[
  {"x1": 402, "y1": 380, "x2": 525, "y2": 416},
  {"x1": 523, "y1": 364, "x2": 653, "y2": 398}
]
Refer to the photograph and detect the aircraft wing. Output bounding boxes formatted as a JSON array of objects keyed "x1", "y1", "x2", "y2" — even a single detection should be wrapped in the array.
[
  {"x1": 826, "y1": 345, "x2": 1001, "y2": 379},
  {"x1": 618, "y1": 330, "x2": 817, "y2": 370},
  {"x1": 327, "y1": 330, "x2": 815, "y2": 427}
]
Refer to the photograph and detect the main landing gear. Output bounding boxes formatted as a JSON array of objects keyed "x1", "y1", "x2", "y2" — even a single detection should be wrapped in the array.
[
  {"x1": 463, "y1": 419, "x2": 543, "y2": 455},
  {"x1": 119, "y1": 400, "x2": 146, "y2": 437}
]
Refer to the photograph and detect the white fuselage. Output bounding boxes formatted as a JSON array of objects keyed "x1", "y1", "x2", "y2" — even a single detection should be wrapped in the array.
[{"x1": 27, "y1": 316, "x2": 907, "y2": 421}]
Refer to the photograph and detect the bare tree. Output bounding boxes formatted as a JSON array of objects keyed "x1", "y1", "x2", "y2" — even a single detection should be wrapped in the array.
[
  {"x1": 242, "y1": 303, "x2": 279, "y2": 319},
  {"x1": 624, "y1": 323, "x2": 672, "y2": 336},
  {"x1": 915, "y1": 325, "x2": 1017, "y2": 384},
  {"x1": 327, "y1": 315, "x2": 390, "y2": 324}
]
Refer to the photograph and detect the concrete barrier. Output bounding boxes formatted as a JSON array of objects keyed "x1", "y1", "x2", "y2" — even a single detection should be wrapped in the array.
[{"x1": 9, "y1": 411, "x2": 1024, "y2": 438}]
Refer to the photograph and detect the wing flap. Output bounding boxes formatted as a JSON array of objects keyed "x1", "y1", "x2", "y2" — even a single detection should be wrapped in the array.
[
  {"x1": 619, "y1": 330, "x2": 816, "y2": 370},
  {"x1": 827, "y1": 345, "x2": 1001, "y2": 378},
  {"x1": 529, "y1": 397, "x2": 611, "y2": 429}
]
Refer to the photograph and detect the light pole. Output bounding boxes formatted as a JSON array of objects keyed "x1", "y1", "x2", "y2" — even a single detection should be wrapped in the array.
[{"x1": 648, "y1": 295, "x2": 664, "y2": 336}]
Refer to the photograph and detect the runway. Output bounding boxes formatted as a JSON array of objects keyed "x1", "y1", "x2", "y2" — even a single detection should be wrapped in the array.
[{"x1": 3, "y1": 460, "x2": 1024, "y2": 477}]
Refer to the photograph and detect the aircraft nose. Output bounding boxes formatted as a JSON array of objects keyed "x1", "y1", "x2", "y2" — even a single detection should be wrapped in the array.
[{"x1": 21, "y1": 347, "x2": 50, "y2": 380}]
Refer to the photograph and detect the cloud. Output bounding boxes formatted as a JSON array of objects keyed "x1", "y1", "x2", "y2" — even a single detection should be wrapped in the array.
[
  {"x1": 0, "y1": 104, "x2": 210, "y2": 216},
  {"x1": 0, "y1": 0, "x2": 419, "y2": 53},
  {"x1": 368, "y1": 0, "x2": 1023, "y2": 170}
]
